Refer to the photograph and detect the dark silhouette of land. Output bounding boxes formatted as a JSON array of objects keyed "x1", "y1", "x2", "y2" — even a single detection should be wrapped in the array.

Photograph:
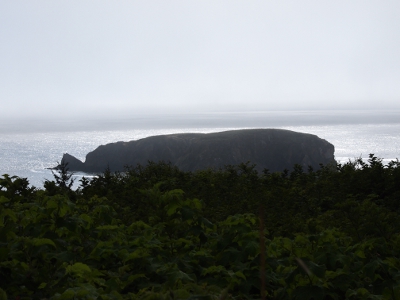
[{"x1": 61, "y1": 129, "x2": 335, "y2": 173}]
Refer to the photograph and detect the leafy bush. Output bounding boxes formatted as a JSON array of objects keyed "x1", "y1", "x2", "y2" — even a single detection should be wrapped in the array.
[{"x1": 1, "y1": 155, "x2": 400, "y2": 298}]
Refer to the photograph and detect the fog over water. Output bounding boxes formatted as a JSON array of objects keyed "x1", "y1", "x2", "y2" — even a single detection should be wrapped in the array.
[{"x1": 2, "y1": 110, "x2": 400, "y2": 134}]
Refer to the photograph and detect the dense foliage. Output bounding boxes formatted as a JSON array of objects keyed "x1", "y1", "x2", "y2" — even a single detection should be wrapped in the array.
[{"x1": 1, "y1": 154, "x2": 400, "y2": 299}]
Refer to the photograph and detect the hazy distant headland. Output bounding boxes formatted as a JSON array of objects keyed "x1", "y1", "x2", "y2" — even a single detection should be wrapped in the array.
[
  {"x1": 2, "y1": 110, "x2": 400, "y2": 134},
  {"x1": 60, "y1": 128, "x2": 335, "y2": 173}
]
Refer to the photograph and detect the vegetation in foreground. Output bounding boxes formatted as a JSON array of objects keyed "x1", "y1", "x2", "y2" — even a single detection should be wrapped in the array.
[{"x1": 1, "y1": 154, "x2": 400, "y2": 299}]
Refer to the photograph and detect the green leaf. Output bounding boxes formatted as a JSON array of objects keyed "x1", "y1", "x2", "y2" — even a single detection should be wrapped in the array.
[
  {"x1": 355, "y1": 249, "x2": 366, "y2": 258},
  {"x1": 46, "y1": 199, "x2": 59, "y2": 209},
  {"x1": 56, "y1": 289, "x2": 75, "y2": 300},
  {"x1": 0, "y1": 208, "x2": 17, "y2": 224},
  {"x1": 124, "y1": 248, "x2": 149, "y2": 262},
  {"x1": 202, "y1": 265, "x2": 226, "y2": 275},
  {"x1": 181, "y1": 207, "x2": 195, "y2": 220},
  {"x1": 166, "y1": 203, "x2": 180, "y2": 216},
  {"x1": 192, "y1": 198, "x2": 203, "y2": 210},
  {"x1": 172, "y1": 289, "x2": 191, "y2": 299},
  {"x1": 0, "y1": 196, "x2": 9, "y2": 204},
  {"x1": 363, "y1": 259, "x2": 381, "y2": 280},
  {"x1": 345, "y1": 288, "x2": 371, "y2": 298},
  {"x1": 79, "y1": 213, "x2": 93, "y2": 228},
  {"x1": 234, "y1": 271, "x2": 246, "y2": 280},
  {"x1": 168, "y1": 270, "x2": 194, "y2": 283},
  {"x1": 66, "y1": 262, "x2": 92, "y2": 277},
  {"x1": 32, "y1": 238, "x2": 56, "y2": 248},
  {"x1": 127, "y1": 221, "x2": 151, "y2": 233},
  {"x1": 307, "y1": 261, "x2": 326, "y2": 278},
  {"x1": 96, "y1": 225, "x2": 120, "y2": 230},
  {"x1": 201, "y1": 217, "x2": 213, "y2": 228},
  {"x1": 124, "y1": 273, "x2": 147, "y2": 286},
  {"x1": 243, "y1": 240, "x2": 259, "y2": 257},
  {"x1": 38, "y1": 282, "x2": 47, "y2": 289},
  {"x1": 0, "y1": 288, "x2": 7, "y2": 300}
]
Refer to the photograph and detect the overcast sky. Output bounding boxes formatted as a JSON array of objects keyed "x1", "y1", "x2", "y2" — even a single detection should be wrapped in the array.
[{"x1": 1, "y1": 1, "x2": 400, "y2": 122}]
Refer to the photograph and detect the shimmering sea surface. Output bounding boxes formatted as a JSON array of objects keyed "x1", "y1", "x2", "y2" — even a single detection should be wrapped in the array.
[{"x1": 1, "y1": 111, "x2": 399, "y2": 189}]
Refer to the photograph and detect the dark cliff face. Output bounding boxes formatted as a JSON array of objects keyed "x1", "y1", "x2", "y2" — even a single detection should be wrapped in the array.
[{"x1": 61, "y1": 129, "x2": 335, "y2": 173}]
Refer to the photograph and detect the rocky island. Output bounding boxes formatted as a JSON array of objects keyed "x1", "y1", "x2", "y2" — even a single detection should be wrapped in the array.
[{"x1": 60, "y1": 129, "x2": 335, "y2": 173}]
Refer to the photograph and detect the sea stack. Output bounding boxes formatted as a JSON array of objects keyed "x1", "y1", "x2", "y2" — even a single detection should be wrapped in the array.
[{"x1": 60, "y1": 129, "x2": 335, "y2": 173}]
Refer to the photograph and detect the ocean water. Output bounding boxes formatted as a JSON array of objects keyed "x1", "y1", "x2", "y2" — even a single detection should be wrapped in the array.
[{"x1": 1, "y1": 111, "x2": 399, "y2": 189}]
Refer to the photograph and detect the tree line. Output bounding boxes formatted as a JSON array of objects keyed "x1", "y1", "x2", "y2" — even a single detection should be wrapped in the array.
[{"x1": 0, "y1": 154, "x2": 399, "y2": 299}]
